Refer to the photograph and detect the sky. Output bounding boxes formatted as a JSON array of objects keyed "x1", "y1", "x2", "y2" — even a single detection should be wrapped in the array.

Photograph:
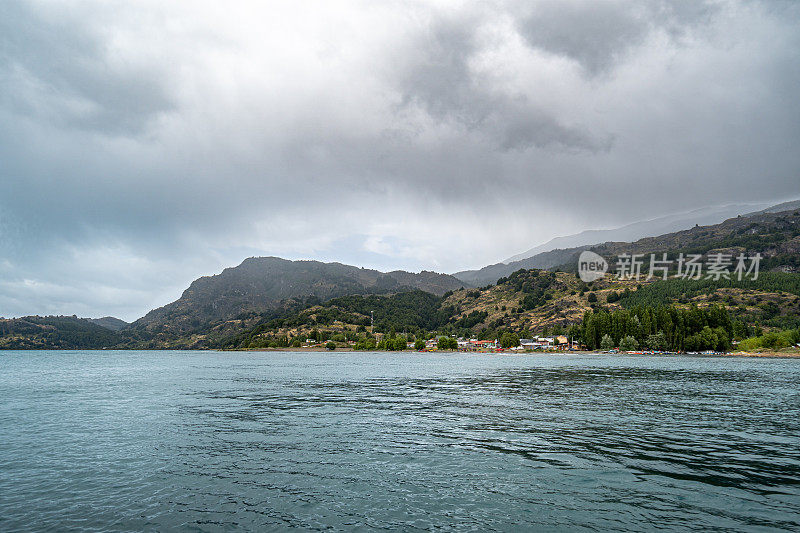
[{"x1": 1, "y1": 0, "x2": 799, "y2": 321}]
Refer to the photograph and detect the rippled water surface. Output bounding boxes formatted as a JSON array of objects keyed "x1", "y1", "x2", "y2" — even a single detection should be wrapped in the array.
[{"x1": 1, "y1": 351, "x2": 799, "y2": 531}]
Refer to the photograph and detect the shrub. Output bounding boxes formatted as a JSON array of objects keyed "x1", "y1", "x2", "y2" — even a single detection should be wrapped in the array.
[{"x1": 325, "y1": 341, "x2": 336, "y2": 351}]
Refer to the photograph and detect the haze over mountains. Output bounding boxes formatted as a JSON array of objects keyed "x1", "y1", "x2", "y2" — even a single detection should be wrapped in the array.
[
  {"x1": 2, "y1": 199, "x2": 799, "y2": 349},
  {"x1": 87, "y1": 199, "x2": 800, "y2": 325},
  {"x1": 3, "y1": 199, "x2": 798, "y2": 345},
  {"x1": 454, "y1": 200, "x2": 800, "y2": 287},
  {"x1": 502, "y1": 202, "x2": 775, "y2": 264}
]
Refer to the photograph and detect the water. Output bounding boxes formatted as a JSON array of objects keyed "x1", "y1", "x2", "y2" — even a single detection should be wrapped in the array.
[{"x1": 1, "y1": 351, "x2": 799, "y2": 532}]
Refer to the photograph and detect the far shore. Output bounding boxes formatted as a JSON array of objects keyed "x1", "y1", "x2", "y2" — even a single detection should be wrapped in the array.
[{"x1": 233, "y1": 347, "x2": 800, "y2": 358}]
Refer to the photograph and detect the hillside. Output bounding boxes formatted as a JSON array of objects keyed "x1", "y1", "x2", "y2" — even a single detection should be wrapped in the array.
[
  {"x1": 219, "y1": 269, "x2": 800, "y2": 349},
  {"x1": 4, "y1": 268, "x2": 799, "y2": 350},
  {"x1": 129, "y1": 257, "x2": 466, "y2": 335},
  {"x1": 502, "y1": 202, "x2": 772, "y2": 264},
  {"x1": 0, "y1": 316, "x2": 123, "y2": 349},
  {"x1": 89, "y1": 316, "x2": 130, "y2": 331},
  {"x1": 455, "y1": 207, "x2": 800, "y2": 286},
  {"x1": 3, "y1": 209, "x2": 799, "y2": 350}
]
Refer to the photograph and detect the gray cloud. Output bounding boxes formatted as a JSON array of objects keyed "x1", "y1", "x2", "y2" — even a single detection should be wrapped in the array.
[
  {"x1": 393, "y1": 12, "x2": 611, "y2": 152},
  {"x1": 517, "y1": 0, "x2": 720, "y2": 76},
  {"x1": 0, "y1": 1, "x2": 173, "y2": 134},
  {"x1": 0, "y1": 0, "x2": 798, "y2": 320}
]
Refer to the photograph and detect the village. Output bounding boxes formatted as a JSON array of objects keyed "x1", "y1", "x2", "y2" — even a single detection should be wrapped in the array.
[{"x1": 296, "y1": 334, "x2": 582, "y2": 352}]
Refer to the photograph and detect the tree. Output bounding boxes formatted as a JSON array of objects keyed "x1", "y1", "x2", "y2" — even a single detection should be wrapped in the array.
[
  {"x1": 414, "y1": 339, "x2": 425, "y2": 350},
  {"x1": 354, "y1": 337, "x2": 377, "y2": 350},
  {"x1": 619, "y1": 335, "x2": 639, "y2": 351},
  {"x1": 567, "y1": 324, "x2": 582, "y2": 342},
  {"x1": 392, "y1": 336, "x2": 407, "y2": 351},
  {"x1": 646, "y1": 331, "x2": 668, "y2": 351},
  {"x1": 587, "y1": 292, "x2": 597, "y2": 303},
  {"x1": 500, "y1": 332, "x2": 520, "y2": 348},
  {"x1": 437, "y1": 336, "x2": 457, "y2": 350},
  {"x1": 600, "y1": 334, "x2": 615, "y2": 350},
  {"x1": 325, "y1": 341, "x2": 336, "y2": 351}
]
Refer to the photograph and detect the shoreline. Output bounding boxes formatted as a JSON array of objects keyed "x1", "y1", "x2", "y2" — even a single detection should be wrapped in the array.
[
  {"x1": 2, "y1": 348, "x2": 797, "y2": 358},
  {"x1": 234, "y1": 347, "x2": 800, "y2": 358}
]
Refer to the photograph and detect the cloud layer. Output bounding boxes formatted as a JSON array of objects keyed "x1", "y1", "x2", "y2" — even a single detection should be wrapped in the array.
[{"x1": 1, "y1": 0, "x2": 798, "y2": 320}]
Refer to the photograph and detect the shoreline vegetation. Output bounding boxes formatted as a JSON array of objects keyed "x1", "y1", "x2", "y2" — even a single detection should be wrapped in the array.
[
  {"x1": 5, "y1": 208, "x2": 800, "y2": 353},
  {"x1": 227, "y1": 346, "x2": 800, "y2": 358},
  {"x1": 3, "y1": 207, "x2": 800, "y2": 353},
  {"x1": 2, "y1": 271, "x2": 799, "y2": 353}
]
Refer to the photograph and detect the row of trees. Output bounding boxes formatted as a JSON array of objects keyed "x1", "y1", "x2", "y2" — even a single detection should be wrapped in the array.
[
  {"x1": 738, "y1": 328, "x2": 800, "y2": 351},
  {"x1": 581, "y1": 304, "x2": 736, "y2": 352}
]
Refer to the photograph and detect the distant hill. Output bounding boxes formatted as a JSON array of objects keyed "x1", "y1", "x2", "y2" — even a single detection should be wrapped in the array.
[
  {"x1": 130, "y1": 256, "x2": 466, "y2": 335},
  {"x1": 745, "y1": 199, "x2": 800, "y2": 216},
  {"x1": 502, "y1": 202, "x2": 772, "y2": 264},
  {"x1": 559, "y1": 207, "x2": 800, "y2": 275},
  {"x1": 4, "y1": 206, "x2": 799, "y2": 350},
  {"x1": 220, "y1": 269, "x2": 800, "y2": 349},
  {"x1": 455, "y1": 203, "x2": 800, "y2": 286},
  {"x1": 89, "y1": 316, "x2": 129, "y2": 331},
  {"x1": 0, "y1": 316, "x2": 122, "y2": 349}
]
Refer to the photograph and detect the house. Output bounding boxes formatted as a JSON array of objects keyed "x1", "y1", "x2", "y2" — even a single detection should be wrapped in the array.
[
  {"x1": 519, "y1": 337, "x2": 557, "y2": 350},
  {"x1": 470, "y1": 339, "x2": 497, "y2": 350}
]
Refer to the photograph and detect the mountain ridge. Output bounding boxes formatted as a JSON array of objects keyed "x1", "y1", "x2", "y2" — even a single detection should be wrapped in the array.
[
  {"x1": 130, "y1": 256, "x2": 467, "y2": 335},
  {"x1": 502, "y1": 202, "x2": 774, "y2": 264},
  {"x1": 455, "y1": 202, "x2": 800, "y2": 287}
]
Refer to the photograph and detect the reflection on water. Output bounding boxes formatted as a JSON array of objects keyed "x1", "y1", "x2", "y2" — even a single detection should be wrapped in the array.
[{"x1": 1, "y1": 351, "x2": 799, "y2": 531}]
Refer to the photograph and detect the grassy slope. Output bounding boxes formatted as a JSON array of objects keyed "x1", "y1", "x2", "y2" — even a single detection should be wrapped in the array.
[{"x1": 216, "y1": 270, "x2": 800, "y2": 349}]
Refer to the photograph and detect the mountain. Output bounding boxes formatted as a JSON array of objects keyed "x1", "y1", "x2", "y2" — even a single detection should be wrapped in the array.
[
  {"x1": 558, "y1": 207, "x2": 800, "y2": 275},
  {"x1": 130, "y1": 256, "x2": 466, "y2": 335},
  {"x1": 455, "y1": 201, "x2": 800, "y2": 287},
  {"x1": 89, "y1": 316, "x2": 129, "y2": 331},
  {"x1": 3, "y1": 207, "x2": 799, "y2": 350},
  {"x1": 502, "y1": 202, "x2": 773, "y2": 264},
  {"x1": 221, "y1": 269, "x2": 800, "y2": 350}
]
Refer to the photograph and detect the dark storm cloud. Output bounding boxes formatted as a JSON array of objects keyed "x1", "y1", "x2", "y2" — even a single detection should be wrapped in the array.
[
  {"x1": 517, "y1": 0, "x2": 719, "y2": 76},
  {"x1": 0, "y1": 0, "x2": 798, "y2": 320},
  {"x1": 394, "y1": 12, "x2": 611, "y2": 152}
]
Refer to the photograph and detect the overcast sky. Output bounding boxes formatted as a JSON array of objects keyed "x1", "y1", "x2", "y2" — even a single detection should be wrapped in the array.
[{"x1": 1, "y1": 0, "x2": 798, "y2": 321}]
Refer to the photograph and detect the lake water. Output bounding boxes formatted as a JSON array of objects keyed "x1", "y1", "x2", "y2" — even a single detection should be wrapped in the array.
[{"x1": 1, "y1": 351, "x2": 799, "y2": 531}]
